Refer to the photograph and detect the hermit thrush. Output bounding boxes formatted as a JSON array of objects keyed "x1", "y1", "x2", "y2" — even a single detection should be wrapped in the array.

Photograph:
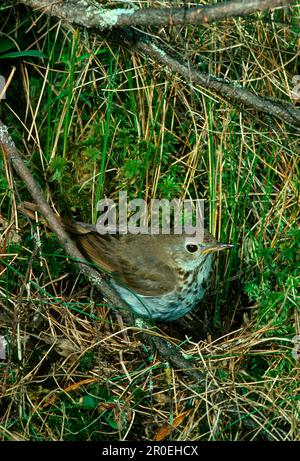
[
  {"x1": 20, "y1": 202, "x2": 233, "y2": 321},
  {"x1": 61, "y1": 220, "x2": 233, "y2": 321}
]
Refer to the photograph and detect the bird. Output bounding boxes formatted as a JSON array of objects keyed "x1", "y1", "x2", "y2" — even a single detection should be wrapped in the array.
[
  {"x1": 60, "y1": 220, "x2": 233, "y2": 322},
  {"x1": 20, "y1": 202, "x2": 233, "y2": 322}
]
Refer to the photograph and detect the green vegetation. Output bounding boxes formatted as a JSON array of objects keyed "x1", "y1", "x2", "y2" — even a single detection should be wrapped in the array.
[{"x1": 0, "y1": 1, "x2": 299, "y2": 441}]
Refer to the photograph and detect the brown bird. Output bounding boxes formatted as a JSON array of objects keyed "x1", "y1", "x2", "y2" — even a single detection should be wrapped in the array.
[{"x1": 20, "y1": 203, "x2": 233, "y2": 321}]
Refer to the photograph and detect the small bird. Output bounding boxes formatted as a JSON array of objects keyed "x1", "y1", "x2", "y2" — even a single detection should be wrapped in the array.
[
  {"x1": 20, "y1": 202, "x2": 233, "y2": 322},
  {"x1": 62, "y1": 220, "x2": 233, "y2": 322}
]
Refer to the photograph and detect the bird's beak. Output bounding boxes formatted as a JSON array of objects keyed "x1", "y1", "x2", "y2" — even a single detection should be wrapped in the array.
[
  {"x1": 218, "y1": 243, "x2": 234, "y2": 250},
  {"x1": 202, "y1": 242, "x2": 234, "y2": 254}
]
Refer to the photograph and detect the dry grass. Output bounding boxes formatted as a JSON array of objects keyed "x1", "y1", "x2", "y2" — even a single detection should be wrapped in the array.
[{"x1": 0, "y1": 1, "x2": 299, "y2": 440}]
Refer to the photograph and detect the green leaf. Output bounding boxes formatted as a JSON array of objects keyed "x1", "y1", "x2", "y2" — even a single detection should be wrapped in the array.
[
  {"x1": 106, "y1": 416, "x2": 119, "y2": 430},
  {"x1": 0, "y1": 50, "x2": 47, "y2": 59},
  {"x1": 76, "y1": 49, "x2": 108, "y2": 62},
  {"x1": 78, "y1": 395, "x2": 98, "y2": 409},
  {"x1": 0, "y1": 38, "x2": 15, "y2": 54}
]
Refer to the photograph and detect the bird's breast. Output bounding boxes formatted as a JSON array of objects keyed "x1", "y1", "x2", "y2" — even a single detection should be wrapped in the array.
[{"x1": 109, "y1": 254, "x2": 213, "y2": 321}]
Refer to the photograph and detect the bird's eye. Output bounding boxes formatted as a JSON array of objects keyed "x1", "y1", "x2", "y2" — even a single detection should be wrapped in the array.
[{"x1": 186, "y1": 244, "x2": 198, "y2": 253}]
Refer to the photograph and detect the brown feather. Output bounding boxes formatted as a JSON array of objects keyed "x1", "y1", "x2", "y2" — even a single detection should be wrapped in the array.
[{"x1": 63, "y1": 223, "x2": 177, "y2": 296}]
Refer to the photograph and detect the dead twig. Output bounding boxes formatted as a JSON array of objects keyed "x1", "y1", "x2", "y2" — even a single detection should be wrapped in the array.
[
  {"x1": 18, "y1": 0, "x2": 292, "y2": 30},
  {"x1": 17, "y1": 0, "x2": 300, "y2": 128}
]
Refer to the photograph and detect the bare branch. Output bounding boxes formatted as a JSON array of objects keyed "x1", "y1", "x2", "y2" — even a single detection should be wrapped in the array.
[
  {"x1": 18, "y1": 0, "x2": 292, "y2": 30},
  {"x1": 17, "y1": 0, "x2": 300, "y2": 128},
  {"x1": 0, "y1": 120, "x2": 124, "y2": 308},
  {"x1": 134, "y1": 37, "x2": 300, "y2": 129}
]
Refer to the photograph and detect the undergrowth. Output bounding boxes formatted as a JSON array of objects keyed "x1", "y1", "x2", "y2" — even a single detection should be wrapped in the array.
[{"x1": 0, "y1": 0, "x2": 299, "y2": 441}]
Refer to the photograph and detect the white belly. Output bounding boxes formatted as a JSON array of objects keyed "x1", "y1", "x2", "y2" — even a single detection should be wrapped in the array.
[{"x1": 110, "y1": 256, "x2": 212, "y2": 321}]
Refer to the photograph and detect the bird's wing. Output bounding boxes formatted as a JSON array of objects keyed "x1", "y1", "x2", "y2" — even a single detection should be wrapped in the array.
[
  {"x1": 65, "y1": 223, "x2": 176, "y2": 296},
  {"x1": 19, "y1": 206, "x2": 177, "y2": 296},
  {"x1": 111, "y1": 255, "x2": 176, "y2": 296}
]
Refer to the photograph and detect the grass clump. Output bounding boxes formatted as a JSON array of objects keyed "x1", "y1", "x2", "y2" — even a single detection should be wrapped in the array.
[{"x1": 0, "y1": 1, "x2": 299, "y2": 441}]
